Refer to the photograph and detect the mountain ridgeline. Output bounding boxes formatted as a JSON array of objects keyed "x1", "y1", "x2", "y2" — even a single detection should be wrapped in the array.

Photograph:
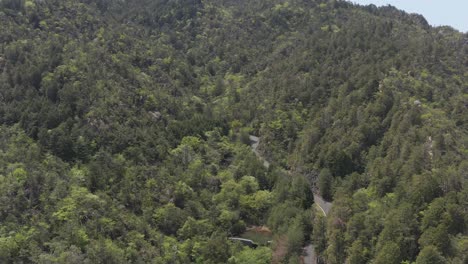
[{"x1": 0, "y1": 0, "x2": 466, "y2": 263}]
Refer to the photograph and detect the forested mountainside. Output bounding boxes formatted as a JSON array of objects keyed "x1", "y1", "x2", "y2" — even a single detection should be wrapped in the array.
[{"x1": 0, "y1": 0, "x2": 466, "y2": 263}]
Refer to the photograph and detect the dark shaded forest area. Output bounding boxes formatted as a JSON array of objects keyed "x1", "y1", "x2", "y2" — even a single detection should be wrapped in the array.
[{"x1": 0, "y1": 0, "x2": 466, "y2": 263}]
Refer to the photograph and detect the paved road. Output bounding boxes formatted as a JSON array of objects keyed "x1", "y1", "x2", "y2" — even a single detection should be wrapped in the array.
[
  {"x1": 249, "y1": 135, "x2": 332, "y2": 264},
  {"x1": 314, "y1": 194, "x2": 332, "y2": 216},
  {"x1": 302, "y1": 195, "x2": 331, "y2": 264},
  {"x1": 249, "y1": 135, "x2": 332, "y2": 215},
  {"x1": 303, "y1": 195, "x2": 332, "y2": 264},
  {"x1": 249, "y1": 135, "x2": 270, "y2": 168},
  {"x1": 303, "y1": 244, "x2": 317, "y2": 264}
]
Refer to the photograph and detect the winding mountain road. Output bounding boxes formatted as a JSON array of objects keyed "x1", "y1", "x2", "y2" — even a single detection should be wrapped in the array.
[
  {"x1": 249, "y1": 135, "x2": 270, "y2": 168},
  {"x1": 314, "y1": 194, "x2": 332, "y2": 216},
  {"x1": 248, "y1": 135, "x2": 332, "y2": 264}
]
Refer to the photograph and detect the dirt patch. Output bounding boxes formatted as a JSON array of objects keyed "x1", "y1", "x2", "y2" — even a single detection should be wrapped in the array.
[
  {"x1": 247, "y1": 225, "x2": 272, "y2": 233},
  {"x1": 272, "y1": 235, "x2": 288, "y2": 264}
]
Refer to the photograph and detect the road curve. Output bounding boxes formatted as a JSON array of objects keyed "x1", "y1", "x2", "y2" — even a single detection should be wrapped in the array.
[
  {"x1": 303, "y1": 195, "x2": 331, "y2": 264},
  {"x1": 314, "y1": 194, "x2": 332, "y2": 216},
  {"x1": 249, "y1": 135, "x2": 270, "y2": 168},
  {"x1": 249, "y1": 135, "x2": 331, "y2": 264},
  {"x1": 249, "y1": 135, "x2": 332, "y2": 216}
]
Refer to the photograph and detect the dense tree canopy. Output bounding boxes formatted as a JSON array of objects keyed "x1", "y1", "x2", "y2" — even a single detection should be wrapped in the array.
[{"x1": 0, "y1": 0, "x2": 466, "y2": 263}]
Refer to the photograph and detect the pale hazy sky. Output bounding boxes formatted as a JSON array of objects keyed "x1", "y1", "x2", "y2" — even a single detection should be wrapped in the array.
[{"x1": 348, "y1": 0, "x2": 468, "y2": 32}]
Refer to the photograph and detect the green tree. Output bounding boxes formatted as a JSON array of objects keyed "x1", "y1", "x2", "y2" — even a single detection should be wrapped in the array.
[
  {"x1": 415, "y1": 246, "x2": 446, "y2": 264},
  {"x1": 347, "y1": 239, "x2": 369, "y2": 264},
  {"x1": 312, "y1": 214, "x2": 327, "y2": 254},
  {"x1": 228, "y1": 247, "x2": 272, "y2": 264},
  {"x1": 286, "y1": 217, "x2": 305, "y2": 255},
  {"x1": 153, "y1": 203, "x2": 188, "y2": 235},
  {"x1": 318, "y1": 168, "x2": 333, "y2": 201},
  {"x1": 373, "y1": 242, "x2": 401, "y2": 264},
  {"x1": 418, "y1": 224, "x2": 450, "y2": 254}
]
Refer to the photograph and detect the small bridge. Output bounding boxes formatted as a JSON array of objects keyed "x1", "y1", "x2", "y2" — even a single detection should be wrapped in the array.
[{"x1": 228, "y1": 237, "x2": 258, "y2": 248}]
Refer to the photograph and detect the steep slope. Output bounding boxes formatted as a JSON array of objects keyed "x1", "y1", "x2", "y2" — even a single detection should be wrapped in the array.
[{"x1": 0, "y1": 0, "x2": 466, "y2": 263}]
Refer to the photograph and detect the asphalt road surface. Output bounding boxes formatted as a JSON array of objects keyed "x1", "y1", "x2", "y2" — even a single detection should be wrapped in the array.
[{"x1": 249, "y1": 135, "x2": 332, "y2": 264}]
